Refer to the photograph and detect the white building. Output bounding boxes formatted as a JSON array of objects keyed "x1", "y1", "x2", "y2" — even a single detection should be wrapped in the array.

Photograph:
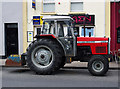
[
  {"x1": 27, "y1": 0, "x2": 110, "y2": 40},
  {"x1": 0, "y1": 1, "x2": 23, "y2": 58},
  {"x1": 0, "y1": 0, "x2": 110, "y2": 58}
]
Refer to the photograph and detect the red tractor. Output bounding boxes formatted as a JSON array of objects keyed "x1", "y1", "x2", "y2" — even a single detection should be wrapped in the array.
[{"x1": 22, "y1": 16, "x2": 111, "y2": 76}]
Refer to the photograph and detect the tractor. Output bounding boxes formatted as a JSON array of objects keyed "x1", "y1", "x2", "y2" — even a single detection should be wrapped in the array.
[{"x1": 22, "y1": 16, "x2": 112, "y2": 76}]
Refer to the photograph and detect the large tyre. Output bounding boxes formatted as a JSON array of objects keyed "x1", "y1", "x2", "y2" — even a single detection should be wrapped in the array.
[
  {"x1": 60, "y1": 56, "x2": 66, "y2": 68},
  {"x1": 27, "y1": 39, "x2": 63, "y2": 75},
  {"x1": 88, "y1": 55, "x2": 109, "y2": 76}
]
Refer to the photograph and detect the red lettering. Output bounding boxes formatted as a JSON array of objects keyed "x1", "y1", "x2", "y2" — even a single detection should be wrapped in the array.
[
  {"x1": 78, "y1": 16, "x2": 85, "y2": 22},
  {"x1": 72, "y1": 16, "x2": 78, "y2": 23},
  {"x1": 73, "y1": 16, "x2": 78, "y2": 23},
  {"x1": 72, "y1": 15, "x2": 92, "y2": 24},
  {"x1": 85, "y1": 16, "x2": 91, "y2": 22}
]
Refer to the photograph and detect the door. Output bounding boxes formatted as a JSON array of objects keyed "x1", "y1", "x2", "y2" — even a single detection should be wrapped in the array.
[
  {"x1": 57, "y1": 21, "x2": 76, "y2": 56},
  {"x1": 5, "y1": 23, "x2": 18, "y2": 57},
  {"x1": 37, "y1": 28, "x2": 41, "y2": 34},
  {"x1": 35, "y1": 27, "x2": 41, "y2": 36},
  {"x1": 110, "y1": 2, "x2": 120, "y2": 55}
]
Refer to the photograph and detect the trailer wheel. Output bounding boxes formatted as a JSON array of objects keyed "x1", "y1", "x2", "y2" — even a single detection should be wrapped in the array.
[
  {"x1": 27, "y1": 39, "x2": 62, "y2": 75},
  {"x1": 88, "y1": 55, "x2": 109, "y2": 76}
]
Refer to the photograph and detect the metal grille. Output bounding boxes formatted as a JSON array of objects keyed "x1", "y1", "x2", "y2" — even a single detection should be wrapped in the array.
[{"x1": 96, "y1": 46, "x2": 106, "y2": 53}]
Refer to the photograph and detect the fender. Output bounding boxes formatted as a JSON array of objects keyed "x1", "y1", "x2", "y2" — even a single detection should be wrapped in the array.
[
  {"x1": 34, "y1": 34, "x2": 56, "y2": 39},
  {"x1": 34, "y1": 34, "x2": 67, "y2": 56}
]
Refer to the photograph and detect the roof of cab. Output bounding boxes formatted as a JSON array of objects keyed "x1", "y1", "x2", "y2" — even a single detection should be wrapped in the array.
[{"x1": 43, "y1": 16, "x2": 72, "y2": 20}]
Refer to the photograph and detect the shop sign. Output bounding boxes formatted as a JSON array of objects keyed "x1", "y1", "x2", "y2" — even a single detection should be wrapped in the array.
[
  {"x1": 33, "y1": 16, "x2": 43, "y2": 25},
  {"x1": 40, "y1": 16, "x2": 43, "y2": 25},
  {"x1": 27, "y1": 31, "x2": 33, "y2": 42},
  {"x1": 32, "y1": 0, "x2": 36, "y2": 9},
  {"x1": 70, "y1": 14, "x2": 95, "y2": 26}
]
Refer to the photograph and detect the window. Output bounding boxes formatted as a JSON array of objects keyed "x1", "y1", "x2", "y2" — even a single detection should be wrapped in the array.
[
  {"x1": 81, "y1": 27, "x2": 94, "y2": 37},
  {"x1": 43, "y1": 0, "x2": 55, "y2": 13},
  {"x1": 74, "y1": 27, "x2": 79, "y2": 37},
  {"x1": 117, "y1": 27, "x2": 120, "y2": 43},
  {"x1": 119, "y1": 9, "x2": 120, "y2": 14},
  {"x1": 42, "y1": 21, "x2": 55, "y2": 34},
  {"x1": 37, "y1": 28, "x2": 41, "y2": 34},
  {"x1": 71, "y1": 0, "x2": 83, "y2": 12},
  {"x1": 58, "y1": 21, "x2": 72, "y2": 37},
  {"x1": 35, "y1": 27, "x2": 41, "y2": 36}
]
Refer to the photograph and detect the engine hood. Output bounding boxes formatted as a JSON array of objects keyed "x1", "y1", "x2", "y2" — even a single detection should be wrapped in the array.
[{"x1": 77, "y1": 37, "x2": 108, "y2": 41}]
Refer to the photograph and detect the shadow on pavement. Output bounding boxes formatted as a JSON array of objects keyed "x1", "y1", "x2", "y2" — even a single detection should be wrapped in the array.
[{"x1": 1, "y1": 66, "x2": 118, "y2": 76}]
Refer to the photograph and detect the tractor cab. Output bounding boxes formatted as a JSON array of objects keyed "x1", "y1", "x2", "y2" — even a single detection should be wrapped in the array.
[{"x1": 39, "y1": 16, "x2": 77, "y2": 57}]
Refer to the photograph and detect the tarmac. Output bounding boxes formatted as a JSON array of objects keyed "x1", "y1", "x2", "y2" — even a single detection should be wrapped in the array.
[{"x1": 0, "y1": 59, "x2": 119, "y2": 69}]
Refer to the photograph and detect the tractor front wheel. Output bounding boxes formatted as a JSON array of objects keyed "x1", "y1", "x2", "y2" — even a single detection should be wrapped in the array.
[{"x1": 88, "y1": 55, "x2": 109, "y2": 76}]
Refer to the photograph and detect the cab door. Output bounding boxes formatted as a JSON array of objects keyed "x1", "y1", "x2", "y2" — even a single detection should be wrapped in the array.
[{"x1": 57, "y1": 21, "x2": 76, "y2": 57}]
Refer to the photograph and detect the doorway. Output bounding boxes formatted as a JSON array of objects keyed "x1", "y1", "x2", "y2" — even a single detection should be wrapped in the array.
[
  {"x1": 5, "y1": 23, "x2": 18, "y2": 57},
  {"x1": 34, "y1": 27, "x2": 41, "y2": 36},
  {"x1": 110, "y1": 2, "x2": 120, "y2": 55}
]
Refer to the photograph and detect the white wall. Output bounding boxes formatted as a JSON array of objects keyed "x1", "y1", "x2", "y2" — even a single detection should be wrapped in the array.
[
  {"x1": 84, "y1": 1, "x2": 105, "y2": 37},
  {"x1": 56, "y1": 0, "x2": 70, "y2": 15},
  {"x1": 27, "y1": 0, "x2": 106, "y2": 38},
  {"x1": 0, "y1": 1, "x2": 23, "y2": 56},
  {"x1": 27, "y1": 0, "x2": 42, "y2": 37},
  {"x1": 0, "y1": 1, "x2": 3, "y2": 56}
]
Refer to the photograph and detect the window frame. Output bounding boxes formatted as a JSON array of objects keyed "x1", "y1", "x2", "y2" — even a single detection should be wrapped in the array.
[
  {"x1": 43, "y1": 0, "x2": 55, "y2": 13},
  {"x1": 80, "y1": 26, "x2": 95, "y2": 37},
  {"x1": 70, "y1": 0, "x2": 84, "y2": 12}
]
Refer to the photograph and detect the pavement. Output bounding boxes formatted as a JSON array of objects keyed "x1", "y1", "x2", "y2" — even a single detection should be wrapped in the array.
[
  {"x1": 0, "y1": 59, "x2": 119, "y2": 68},
  {"x1": 1, "y1": 59, "x2": 120, "y2": 87}
]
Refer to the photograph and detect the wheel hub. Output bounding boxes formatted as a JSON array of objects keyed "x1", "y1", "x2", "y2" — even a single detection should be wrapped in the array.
[
  {"x1": 92, "y1": 61, "x2": 104, "y2": 72},
  {"x1": 36, "y1": 49, "x2": 52, "y2": 65},
  {"x1": 41, "y1": 55, "x2": 45, "y2": 59}
]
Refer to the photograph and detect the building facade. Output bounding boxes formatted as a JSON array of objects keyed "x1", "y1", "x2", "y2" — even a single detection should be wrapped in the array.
[
  {"x1": 110, "y1": 1, "x2": 120, "y2": 56},
  {"x1": 0, "y1": 0, "x2": 113, "y2": 58},
  {"x1": 0, "y1": 1, "x2": 23, "y2": 58},
  {"x1": 25, "y1": 0, "x2": 110, "y2": 49}
]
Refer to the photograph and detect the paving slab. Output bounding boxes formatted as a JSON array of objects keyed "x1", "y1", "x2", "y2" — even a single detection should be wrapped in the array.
[
  {"x1": 65, "y1": 61, "x2": 120, "y2": 68},
  {"x1": 0, "y1": 59, "x2": 119, "y2": 68}
]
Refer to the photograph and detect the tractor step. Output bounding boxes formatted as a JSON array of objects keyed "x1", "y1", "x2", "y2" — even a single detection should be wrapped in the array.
[{"x1": 66, "y1": 57, "x2": 72, "y2": 63}]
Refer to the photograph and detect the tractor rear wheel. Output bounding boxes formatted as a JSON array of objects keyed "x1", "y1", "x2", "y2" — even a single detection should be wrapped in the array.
[
  {"x1": 88, "y1": 55, "x2": 109, "y2": 76},
  {"x1": 27, "y1": 39, "x2": 63, "y2": 75},
  {"x1": 60, "y1": 56, "x2": 66, "y2": 68}
]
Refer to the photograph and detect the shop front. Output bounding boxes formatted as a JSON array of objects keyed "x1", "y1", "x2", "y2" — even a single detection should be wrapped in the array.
[
  {"x1": 0, "y1": 1, "x2": 23, "y2": 58},
  {"x1": 70, "y1": 14, "x2": 95, "y2": 37},
  {"x1": 32, "y1": 16, "x2": 43, "y2": 36},
  {"x1": 110, "y1": 1, "x2": 120, "y2": 58},
  {"x1": 32, "y1": 14, "x2": 95, "y2": 38}
]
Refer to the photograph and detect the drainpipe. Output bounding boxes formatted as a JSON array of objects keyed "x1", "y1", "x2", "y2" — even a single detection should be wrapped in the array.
[
  {"x1": 113, "y1": 1, "x2": 116, "y2": 53},
  {"x1": 104, "y1": 0, "x2": 106, "y2": 37}
]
